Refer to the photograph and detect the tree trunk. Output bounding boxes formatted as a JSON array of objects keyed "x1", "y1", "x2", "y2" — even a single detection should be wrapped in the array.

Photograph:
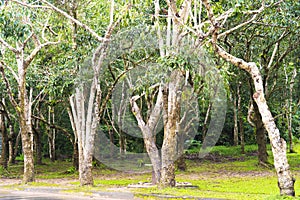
[
  {"x1": 255, "y1": 120, "x2": 268, "y2": 164},
  {"x1": 33, "y1": 125, "x2": 43, "y2": 165},
  {"x1": 48, "y1": 134, "x2": 55, "y2": 162},
  {"x1": 287, "y1": 68, "x2": 297, "y2": 153},
  {"x1": 10, "y1": 130, "x2": 21, "y2": 165},
  {"x1": 70, "y1": 77, "x2": 99, "y2": 186},
  {"x1": 130, "y1": 87, "x2": 163, "y2": 184},
  {"x1": 253, "y1": 103, "x2": 268, "y2": 164},
  {"x1": 160, "y1": 70, "x2": 183, "y2": 188},
  {"x1": 73, "y1": 140, "x2": 79, "y2": 170},
  {"x1": 19, "y1": 67, "x2": 35, "y2": 183},
  {"x1": 215, "y1": 45, "x2": 295, "y2": 196},
  {"x1": 144, "y1": 134, "x2": 162, "y2": 184},
  {"x1": 202, "y1": 103, "x2": 211, "y2": 142},
  {"x1": 78, "y1": 140, "x2": 94, "y2": 186},
  {"x1": 237, "y1": 83, "x2": 245, "y2": 154},
  {"x1": 21, "y1": 124, "x2": 35, "y2": 183},
  {"x1": 1, "y1": 112, "x2": 8, "y2": 169},
  {"x1": 233, "y1": 93, "x2": 238, "y2": 146},
  {"x1": 119, "y1": 132, "x2": 126, "y2": 156}
]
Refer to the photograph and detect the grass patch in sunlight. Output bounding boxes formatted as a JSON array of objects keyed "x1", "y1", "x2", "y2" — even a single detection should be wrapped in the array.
[{"x1": 133, "y1": 176, "x2": 300, "y2": 200}]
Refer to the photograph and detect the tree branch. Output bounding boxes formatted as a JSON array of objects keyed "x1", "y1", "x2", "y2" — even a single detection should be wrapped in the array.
[
  {"x1": 32, "y1": 115, "x2": 73, "y2": 143},
  {"x1": 0, "y1": 61, "x2": 19, "y2": 83},
  {"x1": 11, "y1": 0, "x2": 51, "y2": 9},
  {"x1": 0, "y1": 37, "x2": 19, "y2": 54},
  {"x1": 24, "y1": 41, "x2": 59, "y2": 68},
  {"x1": 40, "y1": 0, "x2": 104, "y2": 42},
  {"x1": 0, "y1": 62, "x2": 19, "y2": 111}
]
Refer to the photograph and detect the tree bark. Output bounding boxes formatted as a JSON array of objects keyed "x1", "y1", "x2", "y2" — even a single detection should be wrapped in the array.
[
  {"x1": 254, "y1": 113, "x2": 268, "y2": 164},
  {"x1": 73, "y1": 140, "x2": 79, "y2": 170},
  {"x1": 9, "y1": 129, "x2": 20, "y2": 165},
  {"x1": 48, "y1": 105, "x2": 56, "y2": 162},
  {"x1": 19, "y1": 65, "x2": 35, "y2": 183},
  {"x1": 160, "y1": 70, "x2": 183, "y2": 188},
  {"x1": 33, "y1": 124, "x2": 43, "y2": 165},
  {"x1": 0, "y1": 111, "x2": 8, "y2": 169}
]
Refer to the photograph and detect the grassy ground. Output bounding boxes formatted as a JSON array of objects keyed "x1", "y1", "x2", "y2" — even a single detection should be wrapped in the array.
[{"x1": 1, "y1": 144, "x2": 300, "y2": 199}]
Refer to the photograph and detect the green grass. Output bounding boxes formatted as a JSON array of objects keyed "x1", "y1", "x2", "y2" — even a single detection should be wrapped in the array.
[
  {"x1": 2, "y1": 144, "x2": 300, "y2": 200},
  {"x1": 133, "y1": 175, "x2": 300, "y2": 200}
]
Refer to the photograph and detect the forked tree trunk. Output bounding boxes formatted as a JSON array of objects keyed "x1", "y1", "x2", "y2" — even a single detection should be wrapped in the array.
[
  {"x1": 130, "y1": 87, "x2": 164, "y2": 184},
  {"x1": 215, "y1": 45, "x2": 295, "y2": 196},
  {"x1": 70, "y1": 82, "x2": 98, "y2": 186}
]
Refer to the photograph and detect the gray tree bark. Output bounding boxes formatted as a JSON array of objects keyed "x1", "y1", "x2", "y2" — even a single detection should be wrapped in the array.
[{"x1": 160, "y1": 70, "x2": 184, "y2": 188}]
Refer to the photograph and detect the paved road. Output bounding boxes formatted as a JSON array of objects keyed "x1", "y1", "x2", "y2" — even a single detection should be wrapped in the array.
[
  {"x1": 0, "y1": 189, "x2": 134, "y2": 200},
  {"x1": 0, "y1": 188, "x2": 224, "y2": 200}
]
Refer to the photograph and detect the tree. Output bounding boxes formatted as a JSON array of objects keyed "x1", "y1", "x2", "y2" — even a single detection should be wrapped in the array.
[
  {"x1": 0, "y1": 1, "x2": 59, "y2": 183},
  {"x1": 200, "y1": 0, "x2": 295, "y2": 195}
]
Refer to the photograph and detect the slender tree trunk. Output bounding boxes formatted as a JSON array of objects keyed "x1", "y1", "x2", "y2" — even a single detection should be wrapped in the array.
[
  {"x1": 10, "y1": 130, "x2": 21, "y2": 165},
  {"x1": 175, "y1": 129, "x2": 186, "y2": 171},
  {"x1": 33, "y1": 125, "x2": 43, "y2": 165},
  {"x1": 233, "y1": 93, "x2": 238, "y2": 146},
  {"x1": 119, "y1": 132, "x2": 126, "y2": 156},
  {"x1": 67, "y1": 107, "x2": 79, "y2": 170},
  {"x1": 73, "y1": 140, "x2": 79, "y2": 170},
  {"x1": 1, "y1": 112, "x2": 8, "y2": 169},
  {"x1": 202, "y1": 103, "x2": 211, "y2": 142},
  {"x1": 109, "y1": 129, "x2": 114, "y2": 158},
  {"x1": 237, "y1": 83, "x2": 245, "y2": 154},
  {"x1": 287, "y1": 68, "x2": 297, "y2": 153},
  {"x1": 8, "y1": 127, "x2": 14, "y2": 164},
  {"x1": 253, "y1": 103, "x2": 268, "y2": 164}
]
